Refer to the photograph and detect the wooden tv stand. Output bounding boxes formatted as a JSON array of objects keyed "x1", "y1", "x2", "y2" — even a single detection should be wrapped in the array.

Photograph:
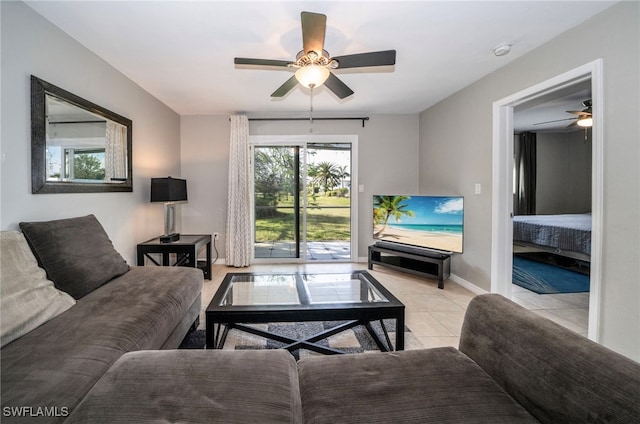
[{"x1": 368, "y1": 244, "x2": 451, "y2": 289}]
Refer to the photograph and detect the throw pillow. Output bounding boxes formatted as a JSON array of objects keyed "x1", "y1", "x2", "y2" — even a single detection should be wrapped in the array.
[
  {"x1": 19, "y1": 214, "x2": 130, "y2": 299},
  {"x1": 0, "y1": 231, "x2": 76, "y2": 348}
]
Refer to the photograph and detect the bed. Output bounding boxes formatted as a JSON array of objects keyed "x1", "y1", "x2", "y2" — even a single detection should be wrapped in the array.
[{"x1": 513, "y1": 213, "x2": 591, "y2": 262}]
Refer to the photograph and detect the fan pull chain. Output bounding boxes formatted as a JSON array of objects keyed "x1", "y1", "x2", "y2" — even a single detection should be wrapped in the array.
[{"x1": 309, "y1": 84, "x2": 315, "y2": 133}]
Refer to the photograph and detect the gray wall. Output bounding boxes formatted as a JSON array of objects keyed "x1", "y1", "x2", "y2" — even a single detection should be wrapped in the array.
[
  {"x1": 180, "y1": 115, "x2": 230, "y2": 259},
  {"x1": 179, "y1": 115, "x2": 420, "y2": 260},
  {"x1": 419, "y1": 2, "x2": 639, "y2": 359},
  {"x1": 536, "y1": 131, "x2": 592, "y2": 214},
  {"x1": 0, "y1": 1, "x2": 182, "y2": 262}
]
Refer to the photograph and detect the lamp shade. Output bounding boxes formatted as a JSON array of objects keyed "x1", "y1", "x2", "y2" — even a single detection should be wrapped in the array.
[{"x1": 150, "y1": 177, "x2": 187, "y2": 203}]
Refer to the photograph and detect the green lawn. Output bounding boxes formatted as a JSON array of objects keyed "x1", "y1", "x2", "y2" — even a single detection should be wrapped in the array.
[{"x1": 255, "y1": 195, "x2": 350, "y2": 242}]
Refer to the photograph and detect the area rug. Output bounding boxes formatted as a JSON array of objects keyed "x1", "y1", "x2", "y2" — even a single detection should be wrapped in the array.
[
  {"x1": 179, "y1": 319, "x2": 409, "y2": 359},
  {"x1": 513, "y1": 255, "x2": 590, "y2": 294}
]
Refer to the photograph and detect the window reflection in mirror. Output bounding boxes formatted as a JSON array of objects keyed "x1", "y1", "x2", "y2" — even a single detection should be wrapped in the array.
[{"x1": 45, "y1": 95, "x2": 128, "y2": 183}]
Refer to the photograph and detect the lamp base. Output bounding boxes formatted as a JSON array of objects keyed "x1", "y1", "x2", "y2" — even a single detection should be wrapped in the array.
[{"x1": 160, "y1": 233, "x2": 180, "y2": 243}]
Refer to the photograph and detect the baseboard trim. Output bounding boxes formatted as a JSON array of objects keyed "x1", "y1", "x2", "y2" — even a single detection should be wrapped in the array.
[
  {"x1": 359, "y1": 257, "x2": 486, "y2": 294},
  {"x1": 449, "y1": 273, "x2": 488, "y2": 295}
]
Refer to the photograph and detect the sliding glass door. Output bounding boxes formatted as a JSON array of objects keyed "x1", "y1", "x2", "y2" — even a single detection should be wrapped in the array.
[
  {"x1": 253, "y1": 145, "x2": 301, "y2": 259},
  {"x1": 252, "y1": 138, "x2": 354, "y2": 262},
  {"x1": 305, "y1": 143, "x2": 352, "y2": 261}
]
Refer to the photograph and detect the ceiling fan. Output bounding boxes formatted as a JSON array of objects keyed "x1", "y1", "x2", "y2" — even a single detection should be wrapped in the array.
[
  {"x1": 234, "y1": 11, "x2": 396, "y2": 99},
  {"x1": 534, "y1": 99, "x2": 593, "y2": 128}
]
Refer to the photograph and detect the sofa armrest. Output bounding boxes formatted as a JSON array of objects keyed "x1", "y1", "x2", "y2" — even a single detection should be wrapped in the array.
[{"x1": 459, "y1": 294, "x2": 640, "y2": 424}]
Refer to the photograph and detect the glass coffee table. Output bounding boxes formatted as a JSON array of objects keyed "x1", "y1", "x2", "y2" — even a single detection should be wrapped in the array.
[{"x1": 205, "y1": 270, "x2": 405, "y2": 355}]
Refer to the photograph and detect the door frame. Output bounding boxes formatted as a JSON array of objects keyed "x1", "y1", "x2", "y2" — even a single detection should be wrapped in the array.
[
  {"x1": 250, "y1": 134, "x2": 358, "y2": 263},
  {"x1": 491, "y1": 59, "x2": 603, "y2": 341}
]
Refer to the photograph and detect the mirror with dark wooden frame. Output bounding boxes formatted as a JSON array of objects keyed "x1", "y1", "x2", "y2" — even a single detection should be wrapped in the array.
[{"x1": 31, "y1": 75, "x2": 133, "y2": 193}]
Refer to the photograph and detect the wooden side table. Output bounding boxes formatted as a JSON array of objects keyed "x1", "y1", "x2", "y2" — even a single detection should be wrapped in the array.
[{"x1": 137, "y1": 234, "x2": 212, "y2": 280}]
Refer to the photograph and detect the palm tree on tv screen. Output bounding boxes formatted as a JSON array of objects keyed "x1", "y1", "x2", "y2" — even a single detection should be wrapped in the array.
[{"x1": 373, "y1": 195, "x2": 415, "y2": 237}]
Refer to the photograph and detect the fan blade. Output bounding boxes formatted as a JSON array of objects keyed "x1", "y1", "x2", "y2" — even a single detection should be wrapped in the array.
[
  {"x1": 301, "y1": 11, "x2": 326, "y2": 54},
  {"x1": 567, "y1": 100, "x2": 592, "y2": 115},
  {"x1": 235, "y1": 58, "x2": 291, "y2": 67},
  {"x1": 271, "y1": 76, "x2": 299, "y2": 97},
  {"x1": 324, "y1": 73, "x2": 354, "y2": 99},
  {"x1": 333, "y1": 50, "x2": 396, "y2": 69},
  {"x1": 533, "y1": 117, "x2": 576, "y2": 126},
  {"x1": 567, "y1": 109, "x2": 592, "y2": 116}
]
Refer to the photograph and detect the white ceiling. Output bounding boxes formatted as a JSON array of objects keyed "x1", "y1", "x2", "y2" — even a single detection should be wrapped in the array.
[
  {"x1": 26, "y1": 1, "x2": 616, "y2": 120},
  {"x1": 514, "y1": 78, "x2": 592, "y2": 133}
]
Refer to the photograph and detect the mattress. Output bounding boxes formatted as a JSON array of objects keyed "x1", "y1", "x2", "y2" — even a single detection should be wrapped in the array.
[{"x1": 513, "y1": 213, "x2": 591, "y2": 256}]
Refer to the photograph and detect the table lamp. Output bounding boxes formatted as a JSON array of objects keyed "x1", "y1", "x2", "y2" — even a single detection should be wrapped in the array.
[{"x1": 150, "y1": 177, "x2": 187, "y2": 243}]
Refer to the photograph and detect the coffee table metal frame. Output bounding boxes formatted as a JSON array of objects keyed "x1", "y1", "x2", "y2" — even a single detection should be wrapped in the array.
[{"x1": 205, "y1": 271, "x2": 405, "y2": 355}]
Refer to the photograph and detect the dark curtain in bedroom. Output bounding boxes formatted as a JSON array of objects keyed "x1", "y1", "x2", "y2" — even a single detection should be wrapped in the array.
[{"x1": 516, "y1": 132, "x2": 536, "y2": 215}]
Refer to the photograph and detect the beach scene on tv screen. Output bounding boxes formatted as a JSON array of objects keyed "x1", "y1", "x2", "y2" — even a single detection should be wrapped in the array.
[{"x1": 373, "y1": 195, "x2": 464, "y2": 253}]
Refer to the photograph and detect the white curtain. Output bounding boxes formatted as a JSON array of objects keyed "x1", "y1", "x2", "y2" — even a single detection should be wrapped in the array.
[
  {"x1": 226, "y1": 115, "x2": 252, "y2": 267},
  {"x1": 105, "y1": 121, "x2": 127, "y2": 181}
]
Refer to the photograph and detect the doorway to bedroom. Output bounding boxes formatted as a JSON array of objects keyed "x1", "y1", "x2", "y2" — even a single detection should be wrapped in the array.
[
  {"x1": 511, "y1": 79, "x2": 592, "y2": 338},
  {"x1": 492, "y1": 59, "x2": 603, "y2": 341},
  {"x1": 251, "y1": 136, "x2": 356, "y2": 263}
]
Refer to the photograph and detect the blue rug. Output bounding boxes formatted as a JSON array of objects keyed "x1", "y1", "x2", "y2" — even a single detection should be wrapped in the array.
[{"x1": 513, "y1": 256, "x2": 590, "y2": 294}]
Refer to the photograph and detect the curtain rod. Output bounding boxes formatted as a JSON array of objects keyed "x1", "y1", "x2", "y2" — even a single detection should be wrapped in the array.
[{"x1": 232, "y1": 117, "x2": 370, "y2": 127}]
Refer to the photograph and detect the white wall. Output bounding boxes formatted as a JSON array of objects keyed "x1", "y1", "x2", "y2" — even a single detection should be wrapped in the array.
[
  {"x1": 179, "y1": 115, "x2": 420, "y2": 260},
  {"x1": 419, "y1": 2, "x2": 639, "y2": 360},
  {"x1": 0, "y1": 1, "x2": 182, "y2": 263},
  {"x1": 536, "y1": 131, "x2": 592, "y2": 214}
]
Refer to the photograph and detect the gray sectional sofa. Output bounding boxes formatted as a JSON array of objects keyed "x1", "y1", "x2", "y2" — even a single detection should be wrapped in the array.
[
  {"x1": 298, "y1": 294, "x2": 640, "y2": 423},
  {"x1": 65, "y1": 294, "x2": 639, "y2": 423},
  {"x1": 2, "y1": 215, "x2": 638, "y2": 423},
  {"x1": 1, "y1": 215, "x2": 203, "y2": 423}
]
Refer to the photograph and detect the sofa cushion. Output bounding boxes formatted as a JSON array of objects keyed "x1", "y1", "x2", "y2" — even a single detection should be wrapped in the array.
[
  {"x1": 66, "y1": 350, "x2": 302, "y2": 423},
  {"x1": 459, "y1": 294, "x2": 640, "y2": 424},
  {"x1": 0, "y1": 231, "x2": 75, "y2": 348},
  {"x1": 297, "y1": 347, "x2": 539, "y2": 424},
  {"x1": 19, "y1": 214, "x2": 130, "y2": 299},
  {"x1": 0, "y1": 266, "x2": 203, "y2": 423}
]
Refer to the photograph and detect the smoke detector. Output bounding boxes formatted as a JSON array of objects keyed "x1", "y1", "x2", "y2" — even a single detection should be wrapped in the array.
[{"x1": 493, "y1": 43, "x2": 513, "y2": 57}]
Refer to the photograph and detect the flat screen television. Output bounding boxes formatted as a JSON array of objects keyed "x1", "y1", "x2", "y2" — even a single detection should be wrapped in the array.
[{"x1": 373, "y1": 195, "x2": 464, "y2": 254}]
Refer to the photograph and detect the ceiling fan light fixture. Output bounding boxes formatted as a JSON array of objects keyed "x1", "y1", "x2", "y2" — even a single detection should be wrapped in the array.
[
  {"x1": 236, "y1": 11, "x2": 395, "y2": 99},
  {"x1": 295, "y1": 65, "x2": 330, "y2": 88},
  {"x1": 577, "y1": 116, "x2": 593, "y2": 127}
]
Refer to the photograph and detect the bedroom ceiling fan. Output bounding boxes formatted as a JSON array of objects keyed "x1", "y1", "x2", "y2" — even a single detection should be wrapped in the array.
[
  {"x1": 534, "y1": 99, "x2": 592, "y2": 128},
  {"x1": 234, "y1": 11, "x2": 396, "y2": 99}
]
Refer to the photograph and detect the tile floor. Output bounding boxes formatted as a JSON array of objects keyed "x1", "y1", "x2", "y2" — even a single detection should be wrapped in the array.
[
  {"x1": 511, "y1": 284, "x2": 589, "y2": 337},
  {"x1": 200, "y1": 262, "x2": 589, "y2": 352}
]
